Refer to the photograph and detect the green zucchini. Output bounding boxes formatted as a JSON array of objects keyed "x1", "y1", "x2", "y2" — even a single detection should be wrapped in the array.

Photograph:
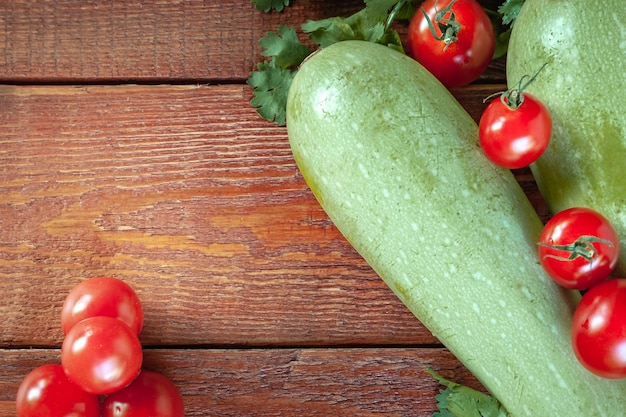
[
  {"x1": 286, "y1": 40, "x2": 626, "y2": 416},
  {"x1": 507, "y1": 0, "x2": 626, "y2": 275}
]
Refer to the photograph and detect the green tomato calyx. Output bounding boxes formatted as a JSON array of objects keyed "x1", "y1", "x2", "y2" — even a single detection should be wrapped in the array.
[
  {"x1": 538, "y1": 235, "x2": 615, "y2": 263},
  {"x1": 484, "y1": 63, "x2": 547, "y2": 110},
  {"x1": 421, "y1": 0, "x2": 461, "y2": 50},
  {"x1": 502, "y1": 63, "x2": 547, "y2": 109}
]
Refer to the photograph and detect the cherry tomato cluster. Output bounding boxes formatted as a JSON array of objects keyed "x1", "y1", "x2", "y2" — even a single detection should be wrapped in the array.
[
  {"x1": 405, "y1": 0, "x2": 552, "y2": 169},
  {"x1": 16, "y1": 277, "x2": 184, "y2": 417},
  {"x1": 537, "y1": 208, "x2": 625, "y2": 379}
]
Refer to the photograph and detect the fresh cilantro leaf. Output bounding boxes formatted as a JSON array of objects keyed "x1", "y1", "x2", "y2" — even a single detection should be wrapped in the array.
[
  {"x1": 302, "y1": 7, "x2": 404, "y2": 51},
  {"x1": 261, "y1": 25, "x2": 312, "y2": 69},
  {"x1": 248, "y1": 0, "x2": 413, "y2": 126},
  {"x1": 251, "y1": 0, "x2": 290, "y2": 13},
  {"x1": 485, "y1": 8, "x2": 512, "y2": 59},
  {"x1": 492, "y1": 26, "x2": 512, "y2": 59},
  {"x1": 498, "y1": 0, "x2": 525, "y2": 25},
  {"x1": 365, "y1": 0, "x2": 399, "y2": 16},
  {"x1": 366, "y1": 21, "x2": 386, "y2": 44},
  {"x1": 366, "y1": 0, "x2": 420, "y2": 21},
  {"x1": 429, "y1": 369, "x2": 511, "y2": 417},
  {"x1": 302, "y1": 16, "x2": 359, "y2": 48},
  {"x1": 249, "y1": 26, "x2": 311, "y2": 124},
  {"x1": 247, "y1": 61, "x2": 297, "y2": 126}
]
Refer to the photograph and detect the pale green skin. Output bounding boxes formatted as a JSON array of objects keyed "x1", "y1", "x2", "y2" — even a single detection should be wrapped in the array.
[
  {"x1": 507, "y1": 0, "x2": 626, "y2": 275},
  {"x1": 287, "y1": 40, "x2": 626, "y2": 416}
]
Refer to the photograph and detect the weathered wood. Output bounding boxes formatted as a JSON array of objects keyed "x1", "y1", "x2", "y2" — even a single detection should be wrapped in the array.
[
  {"x1": 1, "y1": 347, "x2": 483, "y2": 416},
  {"x1": 0, "y1": 84, "x2": 418, "y2": 348},
  {"x1": 0, "y1": 0, "x2": 358, "y2": 83},
  {"x1": 0, "y1": 0, "x2": 506, "y2": 84}
]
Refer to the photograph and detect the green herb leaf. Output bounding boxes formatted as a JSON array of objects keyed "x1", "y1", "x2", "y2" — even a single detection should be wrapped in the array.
[
  {"x1": 302, "y1": 7, "x2": 404, "y2": 51},
  {"x1": 429, "y1": 369, "x2": 511, "y2": 417},
  {"x1": 248, "y1": 0, "x2": 413, "y2": 125},
  {"x1": 365, "y1": 0, "x2": 400, "y2": 16},
  {"x1": 251, "y1": 0, "x2": 290, "y2": 13},
  {"x1": 302, "y1": 4, "x2": 383, "y2": 48},
  {"x1": 492, "y1": 26, "x2": 512, "y2": 59},
  {"x1": 498, "y1": 0, "x2": 525, "y2": 25},
  {"x1": 485, "y1": 8, "x2": 512, "y2": 59},
  {"x1": 302, "y1": 16, "x2": 359, "y2": 48},
  {"x1": 261, "y1": 25, "x2": 312, "y2": 69},
  {"x1": 248, "y1": 25, "x2": 311, "y2": 125},
  {"x1": 247, "y1": 61, "x2": 297, "y2": 126}
]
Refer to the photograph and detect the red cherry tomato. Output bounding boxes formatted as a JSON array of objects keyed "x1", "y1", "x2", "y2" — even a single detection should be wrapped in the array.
[
  {"x1": 479, "y1": 92, "x2": 551, "y2": 169},
  {"x1": 61, "y1": 316, "x2": 143, "y2": 394},
  {"x1": 537, "y1": 207, "x2": 620, "y2": 290},
  {"x1": 406, "y1": 0, "x2": 495, "y2": 88},
  {"x1": 572, "y1": 278, "x2": 626, "y2": 378},
  {"x1": 16, "y1": 364, "x2": 101, "y2": 417},
  {"x1": 103, "y1": 370, "x2": 185, "y2": 417},
  {"x1": 61, "y1": 276, "x2": 143, "y2": 335}
]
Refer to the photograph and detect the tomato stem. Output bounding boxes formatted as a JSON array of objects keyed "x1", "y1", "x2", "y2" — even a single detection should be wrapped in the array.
[
  {"x1": 421, "y1": 0, "x2": 461, "y2": 50},
  {"x1": 538, "y1": 235, "x2": 614, "y2": 263},
  {"x1": 483, "y1": 63, "x2": 547, "y2": 109},
  {"x1": 501, "y1": 63, "x2": 548, "y2": 109}
]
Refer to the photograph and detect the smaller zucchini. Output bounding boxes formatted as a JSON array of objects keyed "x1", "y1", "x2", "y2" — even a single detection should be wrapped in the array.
[
  {"x1": 507, "y1": 0, "x2": 626, "y2": 275},
  {"x1": 287, "y1": 40, "x2": 626, "y2": 416}
]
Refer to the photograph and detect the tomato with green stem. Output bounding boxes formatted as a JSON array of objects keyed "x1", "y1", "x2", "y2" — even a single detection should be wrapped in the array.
[
  {"x1": 479, "y1": 66, "x2": 552, "y2": 169},
  {"x1": 537, "y1": 207, "x2": 619, "y2": 290},
  {"x1": 16, "y1": 364, "x2": 101, "y2": 417},
  {"x1": 406, "y1": 0, "x2": 495, "y2": 88},
  {"x1": 61, "y1": 276, "x2": 143, "y2": 336},
  {"x1": 103, "y1": 370, "x2": 184, "y2": 417},
  {"x1": 61, "y1": 316, "x2": 143, "y2": 395},
  {"x1": 572, "y1": 278, "x2": 626, "y2": 379}
]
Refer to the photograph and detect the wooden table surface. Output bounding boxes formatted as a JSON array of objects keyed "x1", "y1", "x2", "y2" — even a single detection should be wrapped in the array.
[{"x1": 0, "y1": 1, "x2": 549, "y2": 415}]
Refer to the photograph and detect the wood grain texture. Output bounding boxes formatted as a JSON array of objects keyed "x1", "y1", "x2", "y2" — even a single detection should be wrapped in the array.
[
  {"x1": 0, "y1": 83, "x2": 416, "y2": 348},
  {"x1": 1, "y1": 348, "x2": 483, "y2": 416},
  {"x1": 0, "y1": 0, "x2": 360, "y2": 83},
  {"x1": 0, "y1": 0, "x2": 506, "y2": 84}
]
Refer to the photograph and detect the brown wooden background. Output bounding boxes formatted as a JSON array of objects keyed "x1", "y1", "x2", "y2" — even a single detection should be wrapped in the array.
[{"x1": 0, "y1": 1, "x2": 548, "y2": 415}]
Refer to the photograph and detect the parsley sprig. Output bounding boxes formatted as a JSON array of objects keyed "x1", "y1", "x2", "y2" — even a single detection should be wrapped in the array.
[
  {"x1": 248, "y1": 0, "x2": 524, "y2": 126},
  {"x1": 247, "y1": 0, "x2": 419, "y2": 126},
  {"x1": 251, "y1": 0, "x2": 291, "y2": 13},
  {"x1": 429, "y1": 369, "x2": 510, "y2": 417},
  {"x1": 498, "y1": 0, "x2": 525, "y2": 25}
]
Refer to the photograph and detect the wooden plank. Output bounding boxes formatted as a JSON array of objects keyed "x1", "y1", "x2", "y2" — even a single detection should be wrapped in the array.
[
  {"x1": 0, "y1": 0, "x2": 361, "y2": 83},
  {"x1": 0, "y1": 0, "x2": 507, "y2": 83},
  {"x1": 0, "y1": 83, "x2": 425, "y2": 348},
  {"x1": 1, "y1": 347, "x2": 483, "y2": 416},
  {"x1": 0, "y1": 83, "x2": 546, "y2": 349}
]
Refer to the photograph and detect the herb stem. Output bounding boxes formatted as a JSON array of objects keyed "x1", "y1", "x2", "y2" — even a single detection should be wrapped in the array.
[{"x1": 384, "y1": 0, "x2": 409, "y2": 33}]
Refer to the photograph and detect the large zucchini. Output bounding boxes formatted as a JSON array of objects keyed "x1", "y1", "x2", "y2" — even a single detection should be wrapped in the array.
[
  {"x1": 286, "y1": 40, "x2": 626, "y2": 416},
  {"x1": 507, "y1": 0, "x2": 626, "y2": 275}
]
